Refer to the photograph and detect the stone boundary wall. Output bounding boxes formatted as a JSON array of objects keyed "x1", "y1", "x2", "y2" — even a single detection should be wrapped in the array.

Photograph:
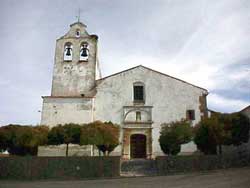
[
  {"x1": 0, "y1": 156, "x2": 120, "y2": 180},
  {"x1": 156, "y1": 153, "x2": 250, "y2": 175},
  {"x1": 38, "y1": 144, "x2": 99, "y2": 156}
]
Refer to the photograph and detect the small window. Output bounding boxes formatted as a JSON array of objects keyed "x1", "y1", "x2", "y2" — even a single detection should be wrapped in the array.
[
  {"x1": 76, "y1": 30, "x2": 80, "y2": 37},
  {"x1": 133, "y1": 85, "x2": 144, "y2": 102},
  {"x1": 186, "y1": 110, "x2": 195, "y2": 120},
  {"x1": 136, "y1": 111, "x2": 141, "y2": 121},
  {"x1": 64, "y1": 42, "x2": 73, "y2": 61},
  {"x1": 80, "y1": 42, "x2": 89, "y2": 61}
]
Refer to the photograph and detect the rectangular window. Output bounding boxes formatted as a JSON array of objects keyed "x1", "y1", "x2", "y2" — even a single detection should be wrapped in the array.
[
  {"x1": 136, "y1": 111, "x2": 141, "y2": 121},
  {"x1": 187, "y1": 110, "x2": 195, "y2": 120},
  {"x1": 134, "y1": 86, "x2": 144, "y2": 101}
]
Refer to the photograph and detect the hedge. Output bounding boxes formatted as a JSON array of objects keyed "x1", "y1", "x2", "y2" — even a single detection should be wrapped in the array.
[
  {"x1": 156, "y1": 152, "x2": 250, "y2": 175},
  {"x1": 0, "y1": 156, "x2": 120, "y2": 180}
]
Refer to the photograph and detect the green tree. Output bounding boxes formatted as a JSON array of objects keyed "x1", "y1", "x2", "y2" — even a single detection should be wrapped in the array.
[
  {"x1": 194, "y1": 114, "x2": 231, "y2": 155},
  {"x1": 80, "y1": 121, "x2": 120, "y2": 156},
  {"x1": 0, "y1": 125, "x2": 49, "y2": 155},
  {"x1": 226, "y1": 113, "x2": 250, "y2": 146},
  {"x1": 194, "y1": 113, "x2": 250, "y2": 155},
  {"x1": 194, "y1": 117, "x2": 219, "y2": 155},
  {"x1": 48, "y1": 123, "x2": 81, "y2": 156},
  {"x1": 0, "y1": 124, "x2": 18, "y2": 152},
  {"x1": 47, "y1": 125, "x2": 64, "y2": 145},
  {"x1": 159, "y1": 120, "x2": 193, "y2": 155}
]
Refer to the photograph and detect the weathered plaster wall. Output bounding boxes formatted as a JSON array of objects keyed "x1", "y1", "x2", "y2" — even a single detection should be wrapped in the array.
[
  {"x1": 38, "y1": 144, "x2": 97, "y2": 156},
  {"x1": 95, "y1": 66, "x2": 208, "y2": 156},
  {"x1": 51, "y1": 23, "x2": 98, "y2": 97},
  {"x1": 41, "y1": 23, "x2": 97, "y2": 127},
  {"x1": 41, "y1": 97, "x2": 94, "y2": 127}
]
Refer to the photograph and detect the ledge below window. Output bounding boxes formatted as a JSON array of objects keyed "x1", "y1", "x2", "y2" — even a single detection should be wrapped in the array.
[
  {"x1": 133, "y1": 100, "x2": 145, "y2": 105},
  {"x1": 123, "y1": 122, "x2": 153, "y2": 129},
  {"x1": 124, "y1": 121, "x2": 153, "y2": 124},
  {"x1": 78, "y1": 60, "x2": 88, "y2": 63}
]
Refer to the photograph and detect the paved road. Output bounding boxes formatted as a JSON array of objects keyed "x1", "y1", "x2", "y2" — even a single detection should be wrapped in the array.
[{"x1": 1, "y1": 167, "x2": 250, "y2": 188}]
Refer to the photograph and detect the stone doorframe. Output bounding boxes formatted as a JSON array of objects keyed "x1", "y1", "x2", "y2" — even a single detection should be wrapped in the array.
[{"x1": 122, "y1": 128, "x2": 152, "y2": 160}]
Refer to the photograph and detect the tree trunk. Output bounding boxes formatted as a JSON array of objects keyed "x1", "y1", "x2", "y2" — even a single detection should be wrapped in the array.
[
  {"x1": 66, "y1": 144, "x2": 69, "y2": 157},
  {"x1": 218, "y1": 145, "x2": 222, "y2": 155},
  {"x1": 91, "y1": 145, "x2": 94, "y2": 156}
]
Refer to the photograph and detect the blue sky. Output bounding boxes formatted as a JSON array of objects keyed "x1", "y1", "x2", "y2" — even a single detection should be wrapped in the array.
[{"x1": 0, "y1": 0, "x2": 249, "y2": 125}]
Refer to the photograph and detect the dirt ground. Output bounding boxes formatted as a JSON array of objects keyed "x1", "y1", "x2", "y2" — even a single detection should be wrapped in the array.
[{"x1": 1, "y1": 167, "x2": 250, "y2": 188}]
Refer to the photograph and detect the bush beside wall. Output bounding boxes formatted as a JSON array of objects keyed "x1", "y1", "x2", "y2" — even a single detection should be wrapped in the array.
[{"x1": 0, "y1": 156, "x2": 120, "y2": 180}]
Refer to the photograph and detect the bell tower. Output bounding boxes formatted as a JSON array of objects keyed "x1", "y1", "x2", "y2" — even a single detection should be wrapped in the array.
[
  {"x1": 51, "y1": 21, "x2": 98, "y2": 97},
  {"x1": 41, "y1": 21, "x2": 98, "y2": 126}
]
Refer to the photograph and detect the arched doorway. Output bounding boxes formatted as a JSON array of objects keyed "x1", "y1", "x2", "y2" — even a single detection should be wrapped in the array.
[{"x1": 130, "y1": 134, "x2": 146, "y2": 158}]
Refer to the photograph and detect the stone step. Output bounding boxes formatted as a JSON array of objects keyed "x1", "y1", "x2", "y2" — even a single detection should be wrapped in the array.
[{"x1": 121, "y1": 159, "x2": 158, "y2": 176}]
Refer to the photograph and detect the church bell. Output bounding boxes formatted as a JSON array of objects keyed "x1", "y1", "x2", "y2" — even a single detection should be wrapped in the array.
[
  {"x1": 65, "y1": 47, "x2": 71, "y2": 56},
  {"x1": 81, "y1": 48, "x2": 88, "y2": 57}
]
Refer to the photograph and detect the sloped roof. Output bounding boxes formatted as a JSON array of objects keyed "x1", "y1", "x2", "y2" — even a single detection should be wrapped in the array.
[
  {"x1": 70, "y1": 21, "x2": 87, "y2": 28},
  {"x1": 240, "y1": 105, "x2": 250, "y2": 112},
  {"x1": 97, "y1": 65, "x2": 208, "y2": 92}
]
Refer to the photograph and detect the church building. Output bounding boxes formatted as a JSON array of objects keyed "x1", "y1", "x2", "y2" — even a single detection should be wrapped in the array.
[{"x1": 40, "y1": 21, "x2": 209, "y2": 159}]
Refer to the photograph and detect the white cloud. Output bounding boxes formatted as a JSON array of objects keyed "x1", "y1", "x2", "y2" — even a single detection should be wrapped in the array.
[
  {"x1": 208, "y1": 93, "x2": 249, "y2": 113},
  {"x1": 1, "y1": 0, "x2": 250, "y2": 125}
]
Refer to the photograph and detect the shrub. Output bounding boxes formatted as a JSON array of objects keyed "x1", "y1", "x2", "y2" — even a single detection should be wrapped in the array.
[
  {"x1": 48, "y1": 123, "x2": 81, "y2": 156},
  {"x1": 80, "y1": 121, "x2": 120, "y2": 156},
  {"x1": 194, "y1": 113, "x2": 250, "y2": 155},
  {"x1": 229, "y1": 113, "x2": 250, "y2": 146},
  {"x1": 0, "y1": 125, "x2": 49, "y2": 155},
  {"x1": 194, "y1": 117, "x2": 218, "y2": 155},
  {"x1": 159, "y1": 120, "x2": 192, "y2": 155}
]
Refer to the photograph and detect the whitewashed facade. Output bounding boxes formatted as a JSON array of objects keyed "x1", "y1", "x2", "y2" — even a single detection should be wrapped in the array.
[{"x1": 41, "y1": 22, "x2": 209, "y2": 159}]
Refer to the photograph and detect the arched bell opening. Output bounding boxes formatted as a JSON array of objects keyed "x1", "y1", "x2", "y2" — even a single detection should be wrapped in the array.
[
  {"x1": 64, "y1": 42, "x2": 73, "y2": 61},
  {"x1": 79, "y1": 42, "x2": 89, "y2": 61}
]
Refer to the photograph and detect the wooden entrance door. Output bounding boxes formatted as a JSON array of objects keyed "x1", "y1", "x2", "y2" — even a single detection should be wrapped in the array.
[{"x1": 130, "y1": 134, "x2": 146, "y2": 158}]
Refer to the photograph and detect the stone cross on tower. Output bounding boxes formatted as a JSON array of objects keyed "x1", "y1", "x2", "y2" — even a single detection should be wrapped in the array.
[{"x1": 76, "y1": 8, "x2": 81, "y2": 23}]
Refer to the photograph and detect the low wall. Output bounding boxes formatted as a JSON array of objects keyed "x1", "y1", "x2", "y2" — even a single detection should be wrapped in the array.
[
  {"x1": 0, "y1": 156, "x2": 120, "y2": 180},
  {"x1": 38, "y1": 145, "x2": 121, "y2": 157},
  {"x1": 156, "y1": 153, "x2": 250, "y2": 175},
  {"x1": 38, "y1": 144, "x2": 99, "y2": 156}
]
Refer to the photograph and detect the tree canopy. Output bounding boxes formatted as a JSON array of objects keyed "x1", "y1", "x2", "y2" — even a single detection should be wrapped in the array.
[
  {"x1": 194, "y1": 112, "x2": 250, "y2": 155},
  {"x1": 0, "y1": 121, "x2": 120, "y2": 156},
  {"x1": 80, "y1": 121, "x2": 120, "y2": 155},
  {"x1": 159, "y1": 120, "x2": 193, "y2": 155},
  {"x1": 48, "y1": 123, "x2": 81, "y2": 156},
  {"x1": 194, "y1": 116, "x2": 221, "y2": 154},
  {"x1": 0, "y1": 125, "x2": 48, "y2": 155}
]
